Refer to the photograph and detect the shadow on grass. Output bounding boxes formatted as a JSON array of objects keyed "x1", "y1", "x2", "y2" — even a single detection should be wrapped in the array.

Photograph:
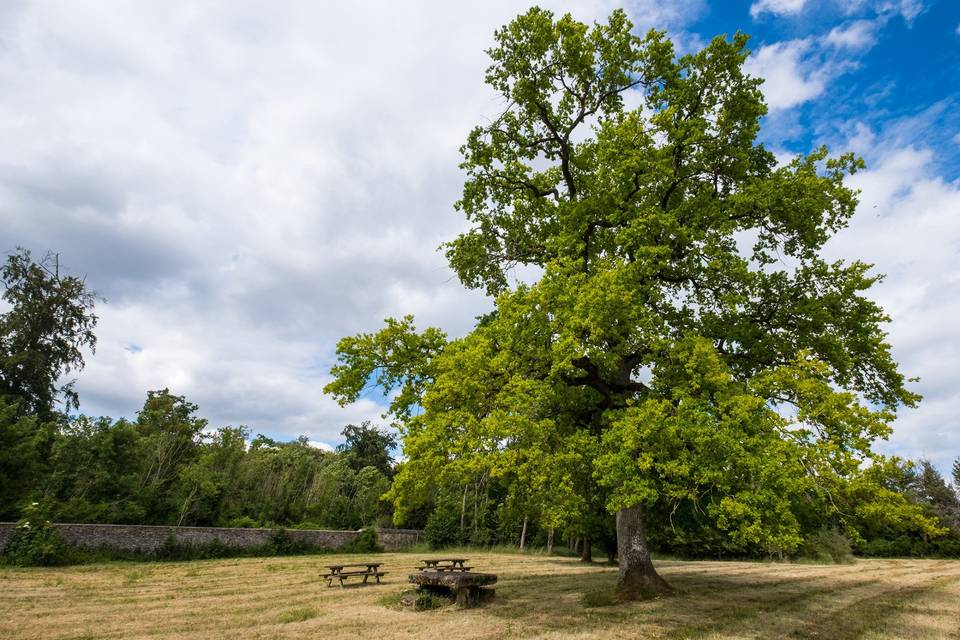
[{"x1": 472, "y1": 558, "x2": 953, "y2": 639}]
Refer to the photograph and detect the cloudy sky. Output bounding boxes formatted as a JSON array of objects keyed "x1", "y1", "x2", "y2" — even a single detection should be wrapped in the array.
[{"x1": 1, "y1": 0, "x2": 958, "y2": 468}]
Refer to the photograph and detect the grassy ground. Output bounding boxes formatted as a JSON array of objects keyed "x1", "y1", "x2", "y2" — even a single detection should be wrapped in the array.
[{"x1": 2, "y1": 552, "x2": 959, "y2": 639}]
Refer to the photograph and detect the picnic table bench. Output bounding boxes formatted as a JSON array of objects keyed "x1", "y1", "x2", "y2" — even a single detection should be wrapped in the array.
[
  {"x1": 323, "y1": 562, "x2": 387, "y2": 587},
  {"x1": 418, "y1": 558, "x2": 471, "y2": 572}
]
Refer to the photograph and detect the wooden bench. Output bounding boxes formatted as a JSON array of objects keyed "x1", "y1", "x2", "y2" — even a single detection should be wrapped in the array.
[{"x1": 323, "y1": 562, "x2": 387, "y2": 587}]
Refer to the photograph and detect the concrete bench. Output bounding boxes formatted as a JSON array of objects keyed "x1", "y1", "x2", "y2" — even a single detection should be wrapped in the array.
[{"x1": 408, "y1": 570, "x2": 496, "y2": 608}]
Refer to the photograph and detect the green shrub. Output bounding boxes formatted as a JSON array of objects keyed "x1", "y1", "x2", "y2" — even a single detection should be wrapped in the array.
[
  {"x1": 424, "y1": 506, "x2": 461, "y2": 549},
  {"x1": 934, "y1": 534, "x2": 960, "y2": 557},
  {"x1": 268, "y1": 528, "x2": 309, "y2": 554},
  {"x1": 2, "y1": 503, "x2": 71, "y2": 566},
  {"x1": 226, "y1": 516, "x2": 259, "y2": 528},
  {"x1": 342, "y1": 527, "x2": 383, "y2": 553},
  {"x1": 797, "y1": 528, "x2": 853, "y2": 563}
]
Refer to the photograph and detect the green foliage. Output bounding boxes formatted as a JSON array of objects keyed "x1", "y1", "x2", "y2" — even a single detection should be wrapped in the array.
[
  {"x1": 797, "y1": 528, "x2": 853, "y2": 564},
  {"x1": 0, "y1": 248, "x2": 98, "y2": 419},
  {"x1": 1, "y1": 384, "x2": 399, "y2": 538},
  {"x1": 228, "y1": 516, "x2": 259, "y2": 528},
  {"x1": 0, "y1": 397, "x2": 55, "y2": 519},
  {"x1": 268, "y1": 529, "x2": 310, "y2": 555},
  {"x1": 324, "y1": 315, "x2": 447, "y2": 425},
  {"x1": 338, "y1": 422, "x2": 398, "y2": 476},
  {"x1": 341, "y1": 526, "x2": 384, "y2": 553},
  {"x1": 424, "y1": 489, "x2": 465, "y2": 550},
  {"x1": 2, "y1": 503, "x2": 70, "y2": 566}
]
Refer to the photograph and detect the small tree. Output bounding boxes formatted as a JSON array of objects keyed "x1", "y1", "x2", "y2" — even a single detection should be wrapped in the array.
[{"x1": 0, "y1": 248, "x2": 99, "y2": 419}]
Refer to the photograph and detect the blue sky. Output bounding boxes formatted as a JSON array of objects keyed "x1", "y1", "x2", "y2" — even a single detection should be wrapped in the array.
[
  {"x1": 0, "y1": 0, "x2": 958, "y2": 472},
  {"x1": 701, "y1": 0, "x2": 960, "y2": 178}
]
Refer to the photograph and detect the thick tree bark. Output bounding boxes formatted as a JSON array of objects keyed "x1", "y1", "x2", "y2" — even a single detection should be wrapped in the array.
[
  {"x1": 580, "y1": 533, "x2": 593, "y2": 563},
  {"x1": 546, "y1": 527, "x2": 554, "y2": 554},
  {"x1": 519, "y1": 515, "x2": 528, "y2": 551},
  {"x1": 616, "y1": 504, "x2": 671, "y2": 599}
]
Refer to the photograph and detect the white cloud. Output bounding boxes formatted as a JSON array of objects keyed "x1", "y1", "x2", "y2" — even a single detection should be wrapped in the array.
[
  {"x1": 745, "y1": 15, "x2": 884, "y2": 113},
  {"x1": 838, "y1": 0, "x2": 927, "y2": 23},
  {"x1": 0, "y1": 1, "x2": 704, "y2": 446},
  {"x1": 750, "y1": 0, "x2": 808, "y2": 18},
  {"x1": 825, "y1": 19, "x2": 881, "y2": 49},
  {"x1": 823, "y1": 123, "x2": 960, "y2": 474},
  {"x1": 745, "y1": 39, "x2": 827, "y2": 110}
]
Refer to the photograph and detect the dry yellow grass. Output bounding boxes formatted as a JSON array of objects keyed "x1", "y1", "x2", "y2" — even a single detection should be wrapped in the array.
[{"x1": 2, "y1": 552, "x2": 959, "y2": 640}]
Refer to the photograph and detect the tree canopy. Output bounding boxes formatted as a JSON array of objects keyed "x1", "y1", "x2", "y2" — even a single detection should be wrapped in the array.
[
  {"x1": 0, "y1": 248, "x2": 98, "y2": 419},
  {"x1": 327, "y1": 7, "x2": 922, "y2": 598}
]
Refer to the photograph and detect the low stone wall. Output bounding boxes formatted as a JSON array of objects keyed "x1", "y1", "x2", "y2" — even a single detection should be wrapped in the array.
[{"x1": 0, "y1": 522, "x2": 422, "y2": 554}]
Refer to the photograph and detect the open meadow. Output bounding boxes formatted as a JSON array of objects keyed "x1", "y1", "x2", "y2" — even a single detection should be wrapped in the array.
[{"x1": 2, "y1": 552, "x2": 959, "y2": 640}]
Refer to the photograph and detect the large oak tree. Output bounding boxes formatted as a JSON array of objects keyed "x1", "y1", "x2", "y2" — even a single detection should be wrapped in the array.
[{"x1": 327, "y1": 8, "x2": 918, "y2": 598}]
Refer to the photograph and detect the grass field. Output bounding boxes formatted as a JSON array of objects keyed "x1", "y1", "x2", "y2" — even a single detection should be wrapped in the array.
[{"x1": 2, "y1": 552, "x2": 959, "y2": 639}]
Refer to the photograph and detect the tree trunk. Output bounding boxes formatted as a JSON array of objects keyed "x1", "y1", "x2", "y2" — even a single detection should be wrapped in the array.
[
  {"x1": 459, "y1": 484, "x2": 468, "y2": 535},
  {"x1": 546, "y1": 527, "x2": 554, "y2": 554},
  {"x1": 519, "y1": 515, "x2": 528, "y2": 551},
  {"x1": 616, "y1": 504, "x2": 671, "y2": 599},
  {"x1": 580, "y1": 533, "x2": 592, "y2": 563}
]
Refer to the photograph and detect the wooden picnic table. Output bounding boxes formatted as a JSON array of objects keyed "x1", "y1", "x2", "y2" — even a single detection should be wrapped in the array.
[
  {"x1": 323, "y1": 562, "x2": 387, "y2": 587},
  {"x1": 418, "y1": 558, "x2": 471, "y2": 572}
]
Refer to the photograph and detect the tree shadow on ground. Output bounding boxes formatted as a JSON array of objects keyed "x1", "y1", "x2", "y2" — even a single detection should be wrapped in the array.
[{"x1": 476, "y1": 560, "x2": 960, "y2": 640}]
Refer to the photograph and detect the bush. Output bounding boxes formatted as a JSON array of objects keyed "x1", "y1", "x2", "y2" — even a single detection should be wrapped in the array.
[
  {"x1": 268, "y1": 528, "x2": 309, "y2": 554},
  {"x1": 226, "y1": 516, "x2": 259, "y2": 529},
  {"x1": 342, "y1": 527, "x2": 383, "y2": 553},
  {"x1": 424, "y1": 505, "x2": 462, "y2": 549},
  {"x1": 797, "y1": 528, "x2": 853, "y2": 564},
  {"x1": 2, "y1": 503, "x2": 71, "y2": 566}
]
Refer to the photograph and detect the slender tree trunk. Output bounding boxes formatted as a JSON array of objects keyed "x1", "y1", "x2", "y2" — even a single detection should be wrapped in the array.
[
  {"x1": 473, "y1": 479, "x2": 479, "y2": 539},
  {"x1": 616, "y1": 504, "x2": 671, "y2": 599},
  {"x1": 460, "y1": 484, "x2": 468, "y2": 536},
  {"x1": 580, "y1": 533, "x2": 592, "y2": 563},
  {"x1": 519, "y1": 515, "x2": 528, "y2": 551},
  {"x1": 546, "y1": 527, "x2": 554, "y2": 554}
]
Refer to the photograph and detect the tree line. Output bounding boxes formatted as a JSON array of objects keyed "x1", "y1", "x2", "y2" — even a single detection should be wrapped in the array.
[
  {"x1": 1, "y1": 246, "x2": 959, "y2": 564},
  {"x1": 0, "y1": 248, "x2": 396, "y2": 531}
]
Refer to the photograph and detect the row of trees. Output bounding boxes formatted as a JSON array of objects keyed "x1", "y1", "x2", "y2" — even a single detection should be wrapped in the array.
[
  {"x1": 2, "y1": 243, "x2": 959, "y2": 567},
  {"x1": 415, "y1": 449, "x2": 960, "y2": 559},
  {"x1": 1, "y1": 387, "x2": 398, "y2": 530},
  {"x1": 0, "y1": 248, "x2": 397, "y2": 530}
]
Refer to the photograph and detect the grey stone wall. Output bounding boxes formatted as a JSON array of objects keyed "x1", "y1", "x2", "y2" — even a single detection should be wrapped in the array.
[{"x1": 0, "y1": 522, "x2": 421, "y2": 554}]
